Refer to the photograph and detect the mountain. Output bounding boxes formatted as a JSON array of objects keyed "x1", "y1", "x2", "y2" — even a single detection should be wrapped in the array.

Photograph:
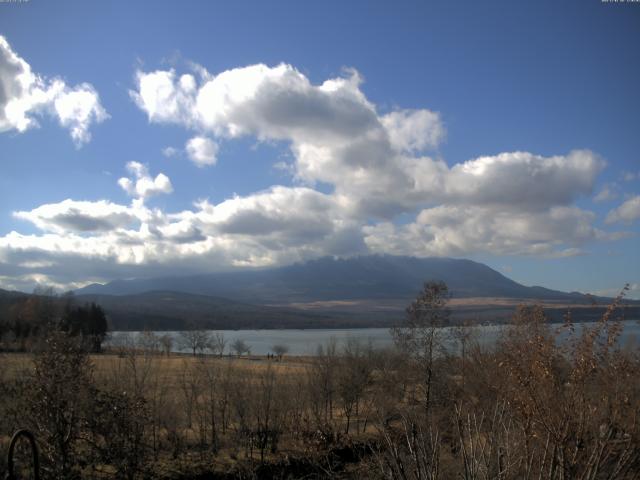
[
  {"x1": 0, "y1": 288, "x2": 29, "y2": 300},
  {"x1": 3, "y1": 257, "x2": 636, "y2": 330},
  {"x1": 75, "y1": 255, "x2": 636, "y2": 328},
  {"x1": 76, "y1": 255, "x2": 590, "y2": 303}
]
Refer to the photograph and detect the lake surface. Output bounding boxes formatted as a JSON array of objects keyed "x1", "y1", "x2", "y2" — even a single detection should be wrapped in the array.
[{"x1": 109, "y1": 320, "x2": 640, "y2": 356}]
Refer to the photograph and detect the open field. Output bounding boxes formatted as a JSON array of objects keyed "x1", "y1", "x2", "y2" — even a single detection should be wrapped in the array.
[
  {"x1": 1, "y1": 351, "x2": 311, "y2": 384},
  {"x1": 267, "y1": 297, "x2": 640, "y2": 327},
  {"x1": 274, "y1": 296, "x2": 621, "y2": 311}
]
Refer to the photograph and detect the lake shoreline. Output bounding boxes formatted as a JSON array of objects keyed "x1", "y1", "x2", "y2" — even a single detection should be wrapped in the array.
[{"x1": 108, "y1": 319, "x2": 640, "y2": 356}]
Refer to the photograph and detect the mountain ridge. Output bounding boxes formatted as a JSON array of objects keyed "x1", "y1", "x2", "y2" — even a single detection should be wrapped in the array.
[
  {"x1": 2, "y1": 255, "x2": 636, "y2": 330},
  {"x1": 76, "y1": 255, "x2": 600, "y2": 303}
]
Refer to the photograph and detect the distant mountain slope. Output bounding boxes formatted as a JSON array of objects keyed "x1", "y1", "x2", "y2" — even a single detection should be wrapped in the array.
[
  {"x1": 76, "y1": 255, "x2": 591, "y2": 303},
  {"x1": 0, "y1": 288, "x2": 29, "y2": 322},
  {"x1": 0, "y1": 288, "x2": 29, "y2": 299},
  {"x1": 76, "y1": 290, "x2": 379, "y2": 330},
  {"x1": 4, "y1": 259, "x2": 637, "y2": 330}
]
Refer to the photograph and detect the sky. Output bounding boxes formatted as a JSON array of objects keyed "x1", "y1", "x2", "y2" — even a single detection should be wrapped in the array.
[{"x1": 0, "y1": 0, "x2": 639, "y2": 298}]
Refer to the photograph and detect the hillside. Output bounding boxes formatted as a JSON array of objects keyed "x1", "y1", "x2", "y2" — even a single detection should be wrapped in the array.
[
  {"x1": 75, "y1": 290, "x2": 381, "y2": 330},
  {"x1": 68, "y1": 255, "x2": 640, "y2": 329}
]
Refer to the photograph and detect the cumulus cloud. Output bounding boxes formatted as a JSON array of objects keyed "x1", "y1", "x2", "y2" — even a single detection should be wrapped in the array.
[
  {"x1": 605, "y1": 196, "x2": 640, "y2": 225},
  {"x1": 0, "y1": 62, "x2": 624, "y2": 290},
  {"x1": 363, "y1": 205, "x2": 602, "y2": 258},
  {"x1": 131, "y1": 63, "x2": 603, "y2": 218},
  {"x1": 444, "y1": 150, "x2": 604, "y2": 210},
  {"x1": 118, "y1": 161, "x2": 173, "y2": 200},
  {"x1": 132, "y1": 64, "x2": 377, "y2": 141},
  {"x1": 191, "y1": 187, "x2": 342, "y2": 242},
  {"x1": 0, "y1": 36, "x2": 108, "y2": 146},
  {"x1": 131, "y1": 69, "x2": 197, "y2": 126},
  {"x1": 381, "y1": 109, "x2": 445, "y2": 152},
  {"x1": 14, "y1": 199, "x2": 137, "y2": 234},
  {"x1": 185, "y1": 136, "x2": 218, "y2": 166},
  {"x1": 0, "y1": 183, "x2": 366, "y2": 289}
]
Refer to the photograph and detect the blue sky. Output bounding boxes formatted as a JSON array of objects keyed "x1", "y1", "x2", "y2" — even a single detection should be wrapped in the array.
[{"x1": 0, "y1": 0, "x2": 638, "y2": 298}]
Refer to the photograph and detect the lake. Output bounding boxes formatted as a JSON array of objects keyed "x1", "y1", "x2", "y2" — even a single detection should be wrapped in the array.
[{"x1": 109, "y1": 320, "x2": 640, "y2": 356}]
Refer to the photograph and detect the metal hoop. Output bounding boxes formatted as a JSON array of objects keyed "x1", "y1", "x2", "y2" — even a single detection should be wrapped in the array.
[{"x1": 5, "y1": 429, "x2": 39, "y2": 480}]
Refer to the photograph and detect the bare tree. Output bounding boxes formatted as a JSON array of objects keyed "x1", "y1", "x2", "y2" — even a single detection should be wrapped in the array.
[
  {"x1": 231, "y1": 338, "x2": 250, "y2": 357},
  {"x1": 218, "y1": 362, "x2": 234, "y2": 435},
  {"x1": 209, "y1": 332, "x2": 227, "y2": 357},
  {"x1": 138, "y1": 330, "x2": 160, "y2": 354},
  {"x1": 252, "y1": 364, "x2": 288, "y2": 462},
  {"x1": 195, "y1": 358, "x2": 221, "y2": 451},
  {"x1": 88, "y1": 389, "x2": 150, "y2": 480},
  {"x1": 392, "y1": 281, "x2": 449, "y2": 416},
  {"x1": 228, "y1": 364, "x2": 288, "y2": 463},
  {"x1": 28, "y1": 330, "x2": 94, "y2": 478},
  {"x1": 307, "y1": 338, "x2": 338, "y2": 434},
  {"x1": 375, "y1": 413, "x2": 441, "y2": 480},
  {"x1": 159, "y1": 334, "x2": 173, "y2": 356},
  {"x1": 272, "y1": 343, "x2": 289, "y2": 360},
  {"x1": 450, "y1": 320, "x2": 476, "y2": 395},
  {"x1": 110, "y1": 331, "x2": 135, "y2": 357},
  {"x1": 178, "y1": 330, "x2": 212, "y2": 356},
  {"x1": 178, "y1": 359, "x2": 201, "y2": 429},
  {"x1": 337, "y1": 338, "x2": 373, "y2": 434}
]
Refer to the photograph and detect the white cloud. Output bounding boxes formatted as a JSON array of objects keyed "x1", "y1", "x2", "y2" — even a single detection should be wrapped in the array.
[
  {"x1": 0, "y1": 36, "x2": 108, "y2": 146},
  {"x1": 131, "y1": 69, "x2": 197, "y2": 126},
  {"x1": 185, "y1": 136, "x2": 218, "y2": 166},
  {"x1": 605, "y1": 196, "x2": 640, "y2": 225},
  {"x1": 132, "y1": 63, "x2": 378, "y2": 151},
  {"x1": 52, "y1": 83, "x2": 108, "y2": 145},
  {"x1": 444, "y1": 150, "x2": 604, "y2": 210},
  {"x1": 162, "y1": 146, "x2": 179, "y2": 157},
  {"x1": 190, "y1": 186, "x2": 343, "y2": 241},
  {"x1": 381, "y1": 109, "x2": 444, "y2": 152},
  {"x1": 363, "y1": 205, "x2": 604, "y2": 258},
  {"x1": 594, "y1": 183, "x2": 618, "y2": 203},
  {"x1": 131, "y1": 63, "x2": 603, "y2": 219},
  {"x1": 0, "y1": 184, "x2": 366, "y2": 290},
  {"x1": 0, "y1": 273, "x2": 90, "y2": 293},
  {"x1": 9, "y1": 169, "x2": 606, "y2": 289},
  {"x1": 118, "y1": 161, "x2": 173, "y2": 200},
  {"x1": 14, "y1": 199, "x2": 137, "y2": 233},
  {"x1": 0, "y1": 62, "x2": 624, "y2": 290},
  {"x1": 131, "y1": 63, "x2": 617, "y2": 262}
]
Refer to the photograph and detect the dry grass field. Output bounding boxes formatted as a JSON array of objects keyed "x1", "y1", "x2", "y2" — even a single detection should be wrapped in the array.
[{"x1": 1, "y1": 350, "x2": 312, "y2": 374}]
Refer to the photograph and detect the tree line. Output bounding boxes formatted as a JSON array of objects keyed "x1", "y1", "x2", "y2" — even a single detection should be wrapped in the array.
[
  {"x1": 111, "y1": 329, "x2": 289, "y2": 359},
  {"x1": 0, "y1": 288, "x2": 108, "y2": 353}
]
